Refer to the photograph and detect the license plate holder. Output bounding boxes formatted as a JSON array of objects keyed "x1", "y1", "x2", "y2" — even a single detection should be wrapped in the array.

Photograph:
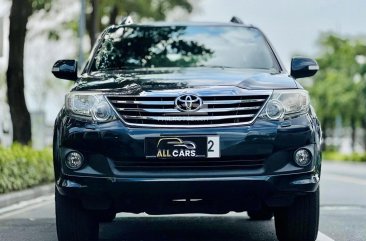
[{"x1": 145, "y1": 136, "x2": 220, "y2": 159}]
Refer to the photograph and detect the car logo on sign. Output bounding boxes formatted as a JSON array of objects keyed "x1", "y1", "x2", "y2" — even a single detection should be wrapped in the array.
[
  {"x1": 156, "y1": 137, "x2": 197, "y2": 158},
  {"x1": 175, "y1": 94, "x2": 202, "y2": 112}
]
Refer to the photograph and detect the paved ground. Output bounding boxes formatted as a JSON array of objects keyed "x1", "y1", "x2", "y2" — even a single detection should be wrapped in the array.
[{"x1": 0, "y1": 161, "x2": 365, "y2": 241}]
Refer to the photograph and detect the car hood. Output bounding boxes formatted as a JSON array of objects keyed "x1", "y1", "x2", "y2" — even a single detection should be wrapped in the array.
[{"x1": 73, "y1": 68, "x2": 298, "y2": 94}]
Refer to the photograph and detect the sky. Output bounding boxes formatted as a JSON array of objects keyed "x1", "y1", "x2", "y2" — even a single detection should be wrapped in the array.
[{"x1": 190, "y1": 0, "x2": 366, "y2": 69}]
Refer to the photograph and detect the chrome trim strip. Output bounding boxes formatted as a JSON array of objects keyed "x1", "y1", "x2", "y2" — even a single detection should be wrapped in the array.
[
  {"x1": 109, "y1": 100, "x2": 174, "y2": 105},
  {"x1": 116, "y1": 106, "x2": 261, "y2": 113},
  {"x1": 105, "y1": 89, "x2": 272, "y2": 98},
  {"x1": 122, "y1": 114, "x2": 254, "y2": 121},
  {"x1": 111, "y1": 120, "x2": 254, "y2": 128},
  {"x1": 109, "y1": 99, "x2": 266, "y2": 105},
  {"x1": 204, "y1": 99, "x2": 266, "y2": 105}
]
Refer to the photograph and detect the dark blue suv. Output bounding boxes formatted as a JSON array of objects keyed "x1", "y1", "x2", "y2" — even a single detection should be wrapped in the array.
[{"x1": 52, "y1": 17, "x2": 322, "y2": 241}]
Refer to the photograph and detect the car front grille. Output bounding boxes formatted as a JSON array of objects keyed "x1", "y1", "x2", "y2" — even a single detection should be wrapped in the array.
[{"x1": 107, "y1": 94, "x2": 269, "y2": 127}]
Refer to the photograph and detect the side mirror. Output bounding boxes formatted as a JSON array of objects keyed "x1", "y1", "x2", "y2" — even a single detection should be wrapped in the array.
[
  {"x1": 290, "y1": 57, "x2": 319, "y2": 79},
  {"x1": 52, "y1": 60, "x2": 78, "y2": 81}
]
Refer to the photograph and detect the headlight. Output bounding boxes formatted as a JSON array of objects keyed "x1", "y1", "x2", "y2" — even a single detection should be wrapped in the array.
[
  {"x1": 65, "y1": 92, "x2": 115, "y2": 122},
  {"x1": 260, "y1": 89, "x2": 310, "y2": 120}
]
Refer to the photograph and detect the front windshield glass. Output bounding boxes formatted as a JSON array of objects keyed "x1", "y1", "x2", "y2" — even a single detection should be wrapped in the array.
[{"x1": 90, "y1": 25, "x2": 278, "y2": 71}]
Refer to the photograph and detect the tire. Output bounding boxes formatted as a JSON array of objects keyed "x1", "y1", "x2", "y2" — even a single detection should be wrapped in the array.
[
  {"x1": 274, "y1": 187, "x2": 319, "y2": 241},
  {"x1": 95, "y1": 211, "x2": 116, "y2": 223},
  {"x1": 247, "y1": 207, "x2": 274, "y2": 220},
  {"x1": 56, "y1": 190, "x2": 99, "y2": 241}
]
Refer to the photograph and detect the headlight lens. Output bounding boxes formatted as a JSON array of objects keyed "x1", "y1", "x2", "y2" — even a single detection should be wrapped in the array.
[
  {"x1": 65, "y1": 92, "x2": 115, "y2": 122},
  {"x1": 266, "y1": 100, "x2": 285, "y2": 120},
  {"x1": 261, "y1": 90, "x2": 310, "y2": 120}
]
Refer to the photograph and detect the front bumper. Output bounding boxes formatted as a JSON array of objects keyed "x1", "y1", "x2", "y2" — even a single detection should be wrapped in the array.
[
  {"x1": 57, "y1": 171, "x2": 319, "y2": 213},
  {"x1": 55, "y1": 113, "x2": 322, "y2": 213}
]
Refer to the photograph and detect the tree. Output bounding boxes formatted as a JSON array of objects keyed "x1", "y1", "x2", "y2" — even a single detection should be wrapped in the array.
[
  {"x1": 6, "y1": 0, "x2": 195, "y2": 145},
  {"x1": 6, "y1": 0, "x2": 51, "y2": 145},
  {"x1": 86, "y1": 0, "x2": 194, "y2": 48},
  {"x1": 94, "y1": 26, "x2": 213, "y2": 70},
  {"x1": 310, "y1": 34, "x2": 366, "y2": 150}
]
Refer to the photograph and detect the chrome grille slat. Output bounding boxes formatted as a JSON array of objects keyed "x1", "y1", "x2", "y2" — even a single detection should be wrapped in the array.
[
  {"x1": 107, "y1": 94, "x2": 269, "y2": 127},
  {"x1": 122, "y1": 114, "x2": 255, "y2": 121},
  {"x1": 204, "y1": 99, "x2": 266, "y2": 105},
  {"x1": 116, "y1": 106, "x2": 261, "y2": 113},
  {"x1": 110, "y1": 100, "x2": 174, "y2": 105}
]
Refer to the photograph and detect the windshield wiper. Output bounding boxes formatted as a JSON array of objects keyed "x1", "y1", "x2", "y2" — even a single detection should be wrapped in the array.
[{"x1": 196, "y1": 65, "x2": 232, "y2": 69}]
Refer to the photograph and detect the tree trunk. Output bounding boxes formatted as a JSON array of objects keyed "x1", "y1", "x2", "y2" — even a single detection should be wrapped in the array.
[
  {"x1": 6, "y1": 0, "x2": 32, "y2": 145},
  {"x1": 361, "y1": 119, "x2": 366, "y2": 152},
  {"x1": 109, "y1": 4, "x2": 119, "y2": 25},
  {"x1": 87, "y1": 0, "x2": 100, "y2": 48},
  {"x1": 351, "y1": 117, "x2": 356, "y2": 152}
]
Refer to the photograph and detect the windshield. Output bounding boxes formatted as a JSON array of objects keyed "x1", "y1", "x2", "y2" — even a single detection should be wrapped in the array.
[{"x1": 90, "y1": 25, "x2": 279, "y2": 72}]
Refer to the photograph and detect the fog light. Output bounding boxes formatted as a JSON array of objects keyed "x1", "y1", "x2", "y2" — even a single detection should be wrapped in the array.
[
  {"x1": 65, "y1": 152, "x2": 84, "y2": 170},
  {"x1": 294, "y1": 149, "x2": 312, "y2": 166}
]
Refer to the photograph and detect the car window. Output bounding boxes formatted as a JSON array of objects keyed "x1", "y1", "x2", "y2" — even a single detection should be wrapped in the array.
[{"x1": 91, "y1": 25, "x2": 278, "y2": 71}]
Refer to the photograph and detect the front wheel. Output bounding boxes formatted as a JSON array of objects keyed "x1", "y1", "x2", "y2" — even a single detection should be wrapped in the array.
[
  {"x1": 274, "y1": 187, "x2": 319, "y2": 241},
  {"x1": 55, "y1": 190, "x2": 99, "y2": 241}
]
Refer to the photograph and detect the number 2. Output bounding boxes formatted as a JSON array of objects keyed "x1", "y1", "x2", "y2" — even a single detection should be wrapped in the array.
[{"x1": 208, "y1": 140, "x2": 214, "y2": 152}]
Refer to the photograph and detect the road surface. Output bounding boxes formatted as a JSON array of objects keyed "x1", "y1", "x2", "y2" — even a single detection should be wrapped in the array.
[{"x1": 0, "y1": 161, "x2": 365, "y2": 241}]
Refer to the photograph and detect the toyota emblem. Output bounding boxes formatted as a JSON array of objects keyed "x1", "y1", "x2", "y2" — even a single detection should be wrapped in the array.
[{"x1": 175, "y1": 94, "x2": 202, "y2": 112}]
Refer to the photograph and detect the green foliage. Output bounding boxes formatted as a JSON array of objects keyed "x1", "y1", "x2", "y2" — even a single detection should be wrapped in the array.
[
  {"x1": 48, "y1": 30, "x2": 60, "y2": 41},
  {"x1": 310, "y1": 33, "x2": 366, "y2": 147},
  {"x1": 94, "y1": 26, "x2": 213, "y2": 70},
  {"x1": 0, "y1": 145, "x2": 53, "y2": 194},
  {"x1": 323, "y1": 151, "x2": 366, "y2": 162},
  {"x1": 30, "y1": 0, "x2": 52, "y2": 12},
  {"x1": 99, "y1": 0, "x2": 193, "y2": 24},
  {"x1": 311, "y1": 34, "x2": 366, "y2": 124}
]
